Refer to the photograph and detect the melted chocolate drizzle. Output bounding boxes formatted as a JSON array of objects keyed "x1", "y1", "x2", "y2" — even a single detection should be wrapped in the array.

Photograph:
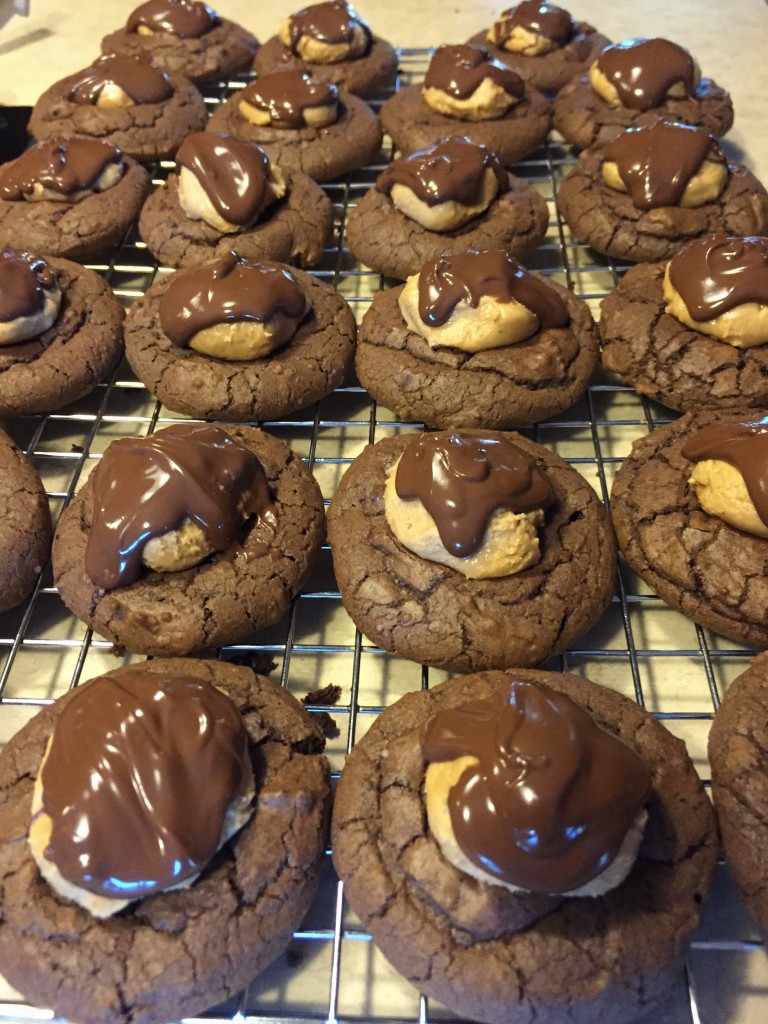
[
  {"x1": 176, "y1": 132, "x2": 273, "y2": 226},
  {"x1": 424, "y1": 44, "x2": 525, "y2": 101},
  {"x1": 127, "y1": 0, "x2": 217, "y2": 38},
  {"x1": 669, "y1": 235, "x2": 768, "y2": 321},
  {"x1": 595, "y1": 37, "x2": 696, "y2": 111},
  {"x1": 0, "y1": 138, "x2": 123, "y2": 202},
  {"x1": 286, "y1": 1, "x2": 371, "y2": 52},
  {"x1": 682, "y1": 419, "x2": 768, "y2": 527},
  {"x1": 69, "y1": 53, "x2": 173, "y2": 105},
  {"x1": 241, "y1": 70, "x2": 339, "y2": 128},
  {"x1": 491, "y1": 1, "x2": 574, "y2": 47},
  {"x1": 377, "y1": 136, "x2": 508, "y2": 208},
  {"x1": 0, "y1": 250, "x2": 58, "y2": 323}
]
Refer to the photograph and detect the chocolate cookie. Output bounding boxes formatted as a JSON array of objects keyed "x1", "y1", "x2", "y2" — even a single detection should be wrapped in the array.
[
  {"x1": 52, "y1": 425, "x2": 326, "y2": 656},
  {"x1": 207, "y1": 87, "x2": 382, "y2": 182},
  {"x1": 254, "y1": 34, "x2": 397, "y2": 98},
  {"x1": 0, "y1": 657, "x2": 330, "y2": 1024},
  {"x1": 557, "y1": 148, "x2": 768, "y2": 264},
  {"x1": 327, "y1": 431, "x2": 617, "y2": 672},
  {"x1": 600, "y1": 261, "x2": 768, "y2": 412},
  {"x1": 0, "y1": 428, "x2": 52, "y2": 613},
  {"x1": 610, "y1": 410, "x2": 768, "y2": 647},
  {"x1": 709, "y1": 650, "x2": 768, "y2": 935},
  {"x1": 356, "y1": 275, "x2": 599, "y2": 428},
  {"x1": 379, "y1": 82, "x2": 551, "y2": 167},
  {"x1": 124, "y1": 261, "x2": 356, "y2": 420},
  {"x1": 0, "y1": 256, "x2": 125, "y2": 417},
  {"x1": 333, "y1": 668, "x2": 718, "y2": 1024}
]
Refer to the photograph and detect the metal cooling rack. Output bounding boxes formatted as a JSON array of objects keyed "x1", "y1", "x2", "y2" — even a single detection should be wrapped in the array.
[{"x1": 0, "y1": 48, "x2": 765, "y2": 1024}]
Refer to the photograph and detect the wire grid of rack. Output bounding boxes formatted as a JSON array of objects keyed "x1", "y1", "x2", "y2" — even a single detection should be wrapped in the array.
[{"x1": 0, "y1": 47, "x2": 767, "y2": 1024}]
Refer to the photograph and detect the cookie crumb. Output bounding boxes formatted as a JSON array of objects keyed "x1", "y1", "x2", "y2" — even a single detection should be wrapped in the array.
[
  {"x1": 312, "y1": 711, "x2": 339, "y2": 738},
  {"x1": 226, "y1": 651, "x2": 278, "y2": 676},
  {"x1": 302, "y1": 683, "x2": 342, "y2": 706}
]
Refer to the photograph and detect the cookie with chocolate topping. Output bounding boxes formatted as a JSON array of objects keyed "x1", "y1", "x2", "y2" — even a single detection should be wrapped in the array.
[
  {"x1": 356, "y1": 249, "x2": 599, "y2": 428},
  {"x1": 346, "y1": 137, "x2": 549, "y2": 280},
  {"x1": 101, "y1": 0, "x2": 258, "y2": 83},
  {"x1": 124, "y1": 254, "x2": 356, "y2": 420},
  {"x1": 553, "y1": 37, "x2": 733, "y2": 150},
  {"x1": 0, "y1": 657, "x2": 330, "y2": 1024},
  {"x1": 254, "y1": 1, "x2": 397, "y2": 99},
  {"x1": 0, "y1": 427, "x2": 51, "y2": 613},
  {"x1": 207, "y1": 69, "x2": 382, "y2": 182},
  {"x1": 52, "y1": 423, "x2": 326, "y2": 656},
  {"x1": 327, "y1": 429, "x2": 616, "y2": 671},
  {"x1": 29, "y1": 53, "x2": 207, "y2": 162},
  {"x1": 333, "y1": 668, "x2": 717, "y2": 1024},
  {"x1": 557, "y1": 121, "x2": 768, "y2": 263}
]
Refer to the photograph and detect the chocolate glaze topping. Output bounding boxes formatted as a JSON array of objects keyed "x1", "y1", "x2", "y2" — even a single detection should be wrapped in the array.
[
  {"x1": 127, "y1": 0, "x2": 218, "y2": 38},
  {"x1": 417, "y1": 249, "x2": 570, "y2": 329},
  {"x1": 85, "y1": 422, "x2": 273, "y2": 590},
  {"x1": 69, "y1": 53, "x2": 173, "y2": 105},
  {"x1": 595, "y1": 38, "x2": 696, "y2": 112},
  {"x1": 286, "y1": 1, "x2": 371, "y2": 52},
  {"x1": 0, "y1": 250, "x2": 58, "y2": 323},
  {"x1": 424, "y1": 44, "x2": 525, "y2": 101},
  {"x1": 682, "y1": 419, "x2": 768, "y2": 527},
  {"x1": 176, "y1": 132, "x2": 273, "y2": 226},
  {"x1": 669, "y1": 235, "x2": 768, "y2": 321},
  {"x1": 491, "y1": 1, "x2": 574, "y2": 47},
  {"x1": 394, "y1": 431, "x2": 554, "y2": 557},
  {"x1": 241, "y1": 70, "x2": 339, "y2": 129},
  {"x1": 40, "y1": 668, "x2": 252, "y2": 899},
  {"x1": 603, "y1": 121, "x2": 722, "y2": 211},
  {"x1": 0, "y1": 138, "x2": 123, "y2": 202},
  {"x1": 421, "y1": 680, "x2": 651, "y2": 893},
  {"x1": 377, "y1": 136, "x2": 508, "y2": 208},
  {"x1": 159, "y1": 253, "x2": 308, "y2": 346}
]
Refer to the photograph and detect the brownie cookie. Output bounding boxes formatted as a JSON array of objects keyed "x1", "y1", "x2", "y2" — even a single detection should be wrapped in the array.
[
  {"x1": 0, "y1": 657, "x2": 330, "y2": 1024},
  {"x1": 333, "y1": 668, "x2": 718, "y2": 1024},
  {"x1": 0, "y1": 253, "x2": 125, "y2": 417},
  {"x1": 124, "y1": 257, "x2": 356, "y2": 420},
  {"x1": 101, "y1": 0, "x2": 258, "y2": 83},
  {"x1": 28, "y1": 54, "x2": 208, "y2": 163},
  {"x1": 327, "y1": 430, "x2": 617, "y2": 672},
  {"x1": 610, "y1": 410, "x2": 768, "y2": 647},
  {"x1": 0, "y1": 138, "x2": 150, "y2": 261},
  {"x1": 709, "y1": 651, "x2": 768, "y2": 935},
  {"x1": 255, "y1": 35, "x2": 396, "y2": 98},
  {"x1": 356, "y1": 267, "x2": 598, "y2": 428},
  {"x1": 53, "y1": 424, "x2": 326, "y2": 656},
  {"x1": 0, "y1": 428, "x2": 51, "y2": 613}
]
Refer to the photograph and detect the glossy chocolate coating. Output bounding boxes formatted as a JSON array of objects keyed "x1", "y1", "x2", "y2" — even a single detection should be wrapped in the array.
[
  {"x1": 377, "y1": 136, "x2": 508, "y2": 208},
  {"x1": 69, "y1": 53, "x2": 173, "y2": 105},
  {"x1": 0, "y1": 250, "x2": 58, "y2": 322},
  {"x1": 127, "y1": 0, "x2": 217, "y2": 38},
  {"x1": 595, "y1": 38, "x2": 696, "y2": 112},
  {"x1": 176, "y1": 132, "x2": 273, "y2": 226},
  {"x1": 0, "y1": 137, "x2": 123, "y2": 201},
  {"x1": 394, "y1": 431, "x2": 553, "y2": 557},
  {"x1": 286, "y1": 0, "x2": 371, "y2": 51},
  {"x1": 491, "y1": 1, "x2": 574, "y2": 47},
  {"x1": 417, "y1": 249, "x2": 569, "y2": 329},
  {"x1": 424, "y1": 44, "x2": 525, "y2": 101},
  {"x1": 159, "y1": 253, "x2": 308, "y2": 346},
  {"x1": 241, "y1": 70, "x2": 339, "y2": 129},
  {"x1": 85, "y1": 422, "x2": 272, "y2": 590},
  {"x1": 421, "y1": 680, "x2": 651, "y2": 893},
  {"x1": 682, "y1": 419, "x2": 768, "y2": 527},
  {"x1": 669, "y1": 235, "x2": 768, "y2": 321},
  {"x1": 40, "y1": 668, "x2": 252, "y2": 899},
  {"x1": 603, "y1": 121, "x2": 722, "y2": 211}
]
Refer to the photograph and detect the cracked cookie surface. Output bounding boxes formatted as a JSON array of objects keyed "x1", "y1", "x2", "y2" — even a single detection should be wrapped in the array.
[
  {"x1": 0, "y1": 428, "x2": 52, "y2": 613},
  {"x1": 0, "y1": 658, "x2": 330, "y2": 1024},
  {"x1": 327, "y1": 430, "x2": 617, "y2": 672},
  {"x1": 254, "y1": 35, "x2": 397, "y2": 98},
  {"x1": 332, "y1": 668, "x2": 717, "y2": 1024}
]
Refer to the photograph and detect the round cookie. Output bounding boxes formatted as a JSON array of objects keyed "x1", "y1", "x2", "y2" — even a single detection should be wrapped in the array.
[
  {"x1": 124, "y1": 262, "x2": 356, "y2": 420},
  {"x1": 0, "y1": 657, "x2": 330, "y2": 1024},
  {"x1": 52, "y1": 425, "x2": 326, "y2": 656},
  {"x1": 610, "y1": 409, "x2": 768, "y2": 647},
  {"x1": 254, "y1": 34, "x2": 397, "y2": 98},
  {"x1": 709, "y1": 650, "x2": 768, "y2": 935},
  {"x1": 379, "y1": 82, "x2": 551, "y2": 167},
  {"x1": 333, "y1": 668, "x2": 718, "y2": 1024},
  {"x1": 326, "y1": 430, "x2": 617, "y2": 672},
  {"x1": 0, "y1": 429, "x2": 52, "y2": 614},
  {"x1": 0, "y1": 256, "x2": 125, "y2": 417},
  {"x1": 356, "y1": 275, "x2": 599, "y2": 428},
  {"x1": 207, "y1": 86, "x2": 382, "y2": 183},
  {"x1": 557, "y1": 147, "x2": 768, "y2": 265},
  {"x1": 600, "y1": 261, "x2": 768, "y2": 412}
]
